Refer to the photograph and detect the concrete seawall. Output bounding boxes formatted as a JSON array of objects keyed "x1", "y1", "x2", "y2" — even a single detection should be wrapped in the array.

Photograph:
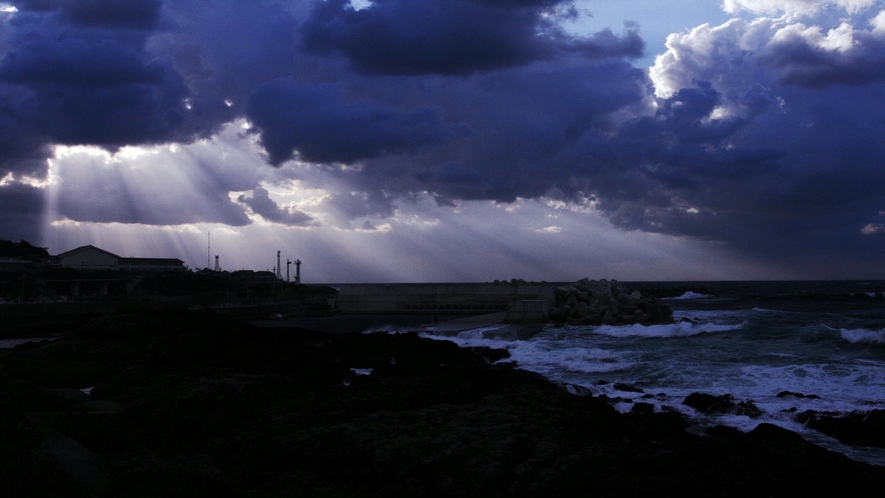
[{"x1": 335, "y1": 282, "x2": 555, "y2": 316}]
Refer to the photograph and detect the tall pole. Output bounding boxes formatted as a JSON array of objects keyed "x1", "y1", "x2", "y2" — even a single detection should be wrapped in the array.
[
  {"x1": 295, "y1": 259, "x2": 301, "y2": 284},
  {"x1": 207, "y1": 231, "x2": 210, "y2": 270},
  {"x1": 286, "y1": 259, "x2": 291, "y2": 282},
  {"x1": 276, "y1": 250, "x2": 282, "y2": 279}
]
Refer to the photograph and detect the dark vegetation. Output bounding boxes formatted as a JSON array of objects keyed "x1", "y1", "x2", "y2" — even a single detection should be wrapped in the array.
[
  {"x1": 2, "y1": 308, "x2": 885, "y2": 496},
  {"x1": 0, "y1": 239, "x2": 50, "y2": 261}
]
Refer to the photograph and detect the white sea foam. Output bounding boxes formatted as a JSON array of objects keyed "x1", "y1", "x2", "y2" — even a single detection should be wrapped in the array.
[
  {"x1": 364, "y1": 325, "x2": 420, "y2": 334},
  {"x1": 840, "y1": 328, "x2": 885, "y2": 344},
  {"x1": 506, "y1": 343, "x2": 632, "y2": 375},
  {"x1": 673, "y1": 309, "x2": 750, "y2": 323},
  {"x1": 592, "y1": 321, "x2": 743, "y2": 339},
  {"x1": 666, "y1": 291, "x2": 713, "y2": 300},
  {"x1": 422, "y1": 327, "x2": 633, "y2": 377},
  {"x1": 730, "y1": 363, "x2": 885, "y2": 416},
  {"x1": 0, "y1": 337, "x2": 57, "y2": 349}
]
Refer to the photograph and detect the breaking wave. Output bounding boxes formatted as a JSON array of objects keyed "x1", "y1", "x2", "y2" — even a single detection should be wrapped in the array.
[
  {"x1": 592, "y1": 321, "x2": 744, "y2": 338},
  {"x1": 840, "y1": 328, "x2": 885, "y2": 344},
  {"x1": 666, "y1": 291, "x2": 713, "y2": 300}
]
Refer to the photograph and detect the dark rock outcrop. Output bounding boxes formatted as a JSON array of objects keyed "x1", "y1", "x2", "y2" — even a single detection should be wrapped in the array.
[
  {"x1": 797, "y1": 409, "x2": 885, "y2": 448},
  {"x1": 777, "y1": 391, "x2": 821, "y2": 400},
  {"x1": 683, "y1": 393, "x2": 763, "y2": 418}
]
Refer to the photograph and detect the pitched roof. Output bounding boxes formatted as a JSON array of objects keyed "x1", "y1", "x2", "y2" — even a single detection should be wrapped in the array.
[{"x1": 55, "y1": 245, "x2": 121, "y2": 259}]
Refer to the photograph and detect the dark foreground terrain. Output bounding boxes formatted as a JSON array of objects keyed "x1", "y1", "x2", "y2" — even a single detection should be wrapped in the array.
[{"x1": 2, "y1": 309, "x2": 885, "y2": 497}]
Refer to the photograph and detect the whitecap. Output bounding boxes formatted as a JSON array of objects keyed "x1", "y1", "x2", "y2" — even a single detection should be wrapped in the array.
[
  {"x1": 840, "y1": 328, "x2": 885, "y2": 344},
  {"x1": 506, "y1": 344, "x2": 633, "y2": 375},
  {"x1": 665, "y1": 291, "x2": 713, "y2": 300},
  {"x1": 592, "y1": 321, "x2": 744, "y2": 339},
  {"x1": 421, "y1": 327, "x2": 633, "y2": 378}
]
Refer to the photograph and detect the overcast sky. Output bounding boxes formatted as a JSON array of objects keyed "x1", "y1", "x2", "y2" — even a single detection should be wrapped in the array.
[{"x1": 2, "y1": 0, "x2": 884, "y2": 282}]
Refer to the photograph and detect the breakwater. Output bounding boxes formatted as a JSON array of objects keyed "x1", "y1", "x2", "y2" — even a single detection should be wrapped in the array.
[
  {"x1": 335, "y1": 281, "x2": 554, "y2": 314},
  {"x1": 550, "y1": 278, "x2": 674, "y2": 325},
  {"x1": 335, "y1": 278, "x2": 673, "y2": 325}
]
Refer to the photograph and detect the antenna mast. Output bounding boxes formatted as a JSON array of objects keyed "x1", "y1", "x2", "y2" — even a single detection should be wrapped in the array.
[{"x1": 207, "y1": 231, "x2": 211, "y2": 270}]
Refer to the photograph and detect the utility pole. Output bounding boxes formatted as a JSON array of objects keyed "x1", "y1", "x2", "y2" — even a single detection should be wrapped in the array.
[
  {"x1": 286, "y1": 259, "x2": 291, "y2": 282},
  {"x1": 275, "y1": 250, "x2": 283, "y2": 280},
  {"x1": 295, "y1": 259, "x2": 302, "y2": 284}
]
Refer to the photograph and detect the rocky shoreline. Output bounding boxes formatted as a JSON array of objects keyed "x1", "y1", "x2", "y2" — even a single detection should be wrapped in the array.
[{"x1": 2, "y1": 308, "x2": 885, "y2": 496}]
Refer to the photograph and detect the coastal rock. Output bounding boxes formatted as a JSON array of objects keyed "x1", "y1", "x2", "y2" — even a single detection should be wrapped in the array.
[
  {"x1": 777, "y1": 391, "x2": 820, "y2": 400},
  {"x1": 572, "y1": 301, "x2": 589, "y2": 318},
  {"x1": 683, "y1": 393, "x2": 762, "y2": 418},
  {"x1": 797, "y1": 409, "x2": 885, "y2": 448},
  {"x1": 614, "y1": 383, "x2": 644, "y2": 393}
]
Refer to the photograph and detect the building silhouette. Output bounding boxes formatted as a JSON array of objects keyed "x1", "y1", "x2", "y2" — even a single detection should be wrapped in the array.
[{"x1": 51, "y1": 245, "x2": 185, "y2": 272}]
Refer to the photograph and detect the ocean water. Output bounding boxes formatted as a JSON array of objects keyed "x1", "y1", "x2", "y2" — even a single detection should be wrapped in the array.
[{"x1": 419, "y1": 281, "x2": 885, "y2": 465}]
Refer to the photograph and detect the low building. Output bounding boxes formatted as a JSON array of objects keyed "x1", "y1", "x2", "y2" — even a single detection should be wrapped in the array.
[
  {"x1": 51, "y1": 245, "x2": 184, "y2": 272},
  {"x1": 119, "y1": 257, "x2": 186, "y2": 272},
  {"x1": 51, "y1": 245, "x2": 120, "y2": 270}
]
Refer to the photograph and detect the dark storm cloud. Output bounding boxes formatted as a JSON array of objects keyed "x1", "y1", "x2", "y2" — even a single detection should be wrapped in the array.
[
  {"x1": 246, "y1": 78, "x2": 472, "y2": 165},
  {"x1": 580, "y1": 78, "x2": 885, "y2": 266},
  {"x1": 301, "y1": 0, "x2": 642, "y2": 75},
  {"x1": 432, "y1": 161, "x2": 485, "y2": 185},
  {"x1": 762, "y1": 29, "x2": 885, "y2": 87},
  {"x1": 336, "y1": 57, "x2": 650, "y2": 204},
  {"x1": 13, "y1": 0, "x2": 164, "y2": 30},
  {"x1": 0, "y1": 0, "x2": 196, "y2": 179},
  {"x1": 0, "y1": 101, "x2": 51, "y2": 179},
  {"x1": 0, "y1": 0, "x2": 646, "y2": 217},
  {"x1": 0, "y1": 35, "x2": 189, "y2": 147},
  {"x1": 0, "y1": 183, "x2": 43, "y2": 242},
  {"x1": 61, "y1": 0, "x2": 164, "y2": 30},
  {"x1": 156, "y1": 0, "x2": 300, "y2": 104},
  {"x1": 0, "y1": 37, "x2": 164, "y2": 87},
  {"x1": 237, "y1": 187, "x2": 318, "y2": 226}
]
